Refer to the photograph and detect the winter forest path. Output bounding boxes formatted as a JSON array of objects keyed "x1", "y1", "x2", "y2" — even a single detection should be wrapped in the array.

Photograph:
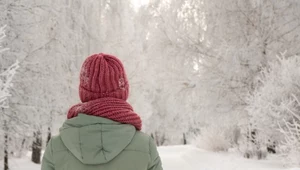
[{"x1": 2, "y1": 145, "x2": 299, "y2": 170}]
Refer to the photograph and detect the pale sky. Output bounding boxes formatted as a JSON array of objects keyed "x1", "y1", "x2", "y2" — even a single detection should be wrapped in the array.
[{"x1": 131, "y1": 0, "x2": 149, "y2": 11}]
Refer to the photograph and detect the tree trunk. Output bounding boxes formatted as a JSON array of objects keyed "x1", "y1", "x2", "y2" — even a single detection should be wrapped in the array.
[
  {"x1": 183, "y1": 133, "x2": 187, "y2": 145},
  {"x1": 46, "y1": 127, "x2": 51, "y2": 145},
  {"x1": 31, "y1": 130, "x2": 42, "y2": 164},
  {"x1": 4, "y1": 120, "x2": 9, "y2": 170},
  {"x1": 154, "y1": 132, "x2": 160, "y2": 146},
  {"x1": 4, "y1": 134, "x2": 8, "y2": 170},
  {"x1": 16, "y1": 138, "x2": 26, "y2": 158},
  {"x1": 154, "y1": 132, "x2": 166, "y2": 146}
]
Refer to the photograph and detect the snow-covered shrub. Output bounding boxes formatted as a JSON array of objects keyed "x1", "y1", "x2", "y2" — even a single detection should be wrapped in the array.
[
  {"x1": 236, "y1": 125, "x2": 268, "y2": 159},
  {"x1": 279, "y1": 118, "x2": 300, "y2": 165},
  {"x1": 246, "y1": 55, "x2": 300, "y2": 164},
  {"x1": 240, "y1": 141, "x2": 268, "y2": 160},
  {"x1": 193, "y1": 124, "x2": 232, "y2": 152}
]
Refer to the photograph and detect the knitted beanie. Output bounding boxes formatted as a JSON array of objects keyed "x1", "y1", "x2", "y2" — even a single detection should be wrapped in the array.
[{"x1": 79, "y1": 53, "x2": 129, "y2": 102}]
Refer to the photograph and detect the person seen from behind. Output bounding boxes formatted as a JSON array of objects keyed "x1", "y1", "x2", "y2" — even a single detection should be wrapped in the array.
[{"x1": 41, "y1": 53, "x2": 163, "y2": 170}]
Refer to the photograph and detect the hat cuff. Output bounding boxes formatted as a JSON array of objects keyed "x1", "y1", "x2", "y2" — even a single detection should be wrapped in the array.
[{"x1": 79, "y1": 85, "x2": 129, "y2": 102}]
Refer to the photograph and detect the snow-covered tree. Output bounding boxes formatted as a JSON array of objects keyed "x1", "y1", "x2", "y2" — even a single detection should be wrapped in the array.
[
  {"x1": 0, "y1": 27, "x2": 19, "y2": 109},
  {"x1": 0, "y1": 0, "x2": 88, "y2": 163},
  {"x1": 247, "y1": 55, "x2": 300, "y2": 164},
  {"x1": 192, "y1": 0, "x2": 300, "y2": 153},
  {"x1": 0, "y1": 25, "x2": 19, "y2": 170},
  {"x1": 130, "y1": 0, "x2": 205, "y2": 144}
]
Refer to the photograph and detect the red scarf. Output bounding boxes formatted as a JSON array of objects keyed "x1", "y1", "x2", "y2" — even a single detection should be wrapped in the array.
[{"x1": 67, "y1": 97, "x2": 142, "y2": 130}]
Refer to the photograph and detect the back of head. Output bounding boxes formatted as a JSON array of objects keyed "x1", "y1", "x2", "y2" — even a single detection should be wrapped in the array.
[{"x1": 79, "y1": 53, "x2": 129, "y2": 102}]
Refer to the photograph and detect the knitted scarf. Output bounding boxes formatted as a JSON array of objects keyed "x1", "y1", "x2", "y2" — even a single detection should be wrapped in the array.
[{"x1": 67, "y1": 97, "x2": 142, "y2": 130}]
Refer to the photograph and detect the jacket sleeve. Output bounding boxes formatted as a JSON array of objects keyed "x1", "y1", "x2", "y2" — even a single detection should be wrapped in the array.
[
  {"x1": 41, "y1": 139, "x2": 55, "y2": 170},
  {"x1": 148, "y1": 138, "x2": 163, "y2": 170}
]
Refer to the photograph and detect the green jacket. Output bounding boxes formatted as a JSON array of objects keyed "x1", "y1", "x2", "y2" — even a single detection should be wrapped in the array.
[{"x1": 41, "y1": 114, "x2": 163, "y2": 170}]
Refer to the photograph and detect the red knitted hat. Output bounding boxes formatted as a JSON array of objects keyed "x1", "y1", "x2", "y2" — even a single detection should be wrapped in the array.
[{"x1": 79, "y1": 53, "x2": 129, "y2": 102}]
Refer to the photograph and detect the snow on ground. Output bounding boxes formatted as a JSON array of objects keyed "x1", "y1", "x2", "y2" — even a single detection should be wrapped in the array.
[
  {"x1": 159, "y1": 145, "x2": 298, "y2": 170},
  {"x1": 3, "y1": 145, "x2": 300, "y2": 170}
]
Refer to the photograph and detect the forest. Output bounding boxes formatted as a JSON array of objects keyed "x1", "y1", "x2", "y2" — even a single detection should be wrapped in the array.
[{"x1": 1, "y1": 0, "x2": 300, "y2": 169}]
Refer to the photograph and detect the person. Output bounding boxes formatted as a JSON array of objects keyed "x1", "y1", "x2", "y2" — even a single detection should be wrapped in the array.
[{"x1": 41, "y1": 53, "x2": 163, "y2": 170}]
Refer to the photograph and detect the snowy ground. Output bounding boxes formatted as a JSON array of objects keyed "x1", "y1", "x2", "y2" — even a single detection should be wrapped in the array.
[
  {"x1": 159, "y1": 145, "x2": 298, "y2": 170},
  {"x1": 3, "y1": 145, "x2": 300, "y2": 170}
]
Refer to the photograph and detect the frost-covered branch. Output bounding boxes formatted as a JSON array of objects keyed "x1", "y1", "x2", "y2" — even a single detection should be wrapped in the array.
[
  {"x1": 0, "y1": 61, "x2": 20, "y2": 108},
  {"x1": 0, "y1": 25, "x2": 9, "y2": 53},
  {"x1": 0, "y1": 27, "x2": 19, "y2": 108},
  {"x1": 278, "y1": 118, "x2": 300, "y2": 165}
]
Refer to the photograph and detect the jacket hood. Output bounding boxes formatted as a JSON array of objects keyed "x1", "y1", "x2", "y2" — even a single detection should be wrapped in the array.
[{"x1": 59, "y1": 114, "x2": 136, "y2": 165}]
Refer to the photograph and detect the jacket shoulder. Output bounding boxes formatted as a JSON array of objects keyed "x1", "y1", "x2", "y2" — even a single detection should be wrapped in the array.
[{"x1": 125, "y1": 131, "x2": 152, "y2": 154}]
